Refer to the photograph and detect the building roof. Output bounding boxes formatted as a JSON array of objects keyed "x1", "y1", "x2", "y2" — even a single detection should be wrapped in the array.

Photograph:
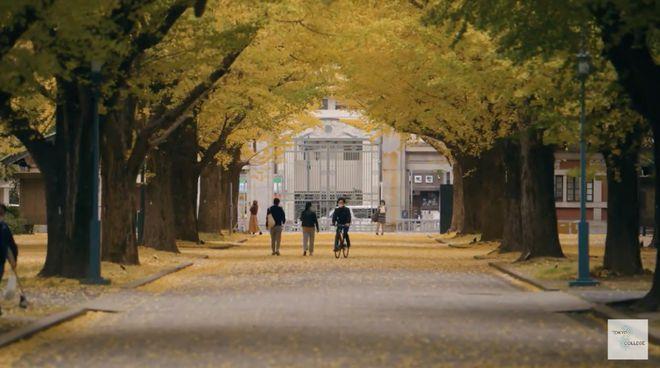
[
  {"x1": 296, "y1": 119, "x2": 372, "y2": 141},
  {"x1": 1, "y1": 133, "x2": 54, "y2": 169}
]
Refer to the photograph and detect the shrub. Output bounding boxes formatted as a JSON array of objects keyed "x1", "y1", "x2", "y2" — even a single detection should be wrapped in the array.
[{"x1": 3, "y1": 206, "x2": 28, "y2": 234}]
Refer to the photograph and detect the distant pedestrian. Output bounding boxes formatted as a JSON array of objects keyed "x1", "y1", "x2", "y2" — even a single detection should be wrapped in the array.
[
  {"x1": 299, "y1": 202, "x2": 319, "y2": 256},
  {"x1": 0, "y1": 204, "x2": 18, "y2": 315},
  {"x1": 376, "y1": 200, "x2": 386, "y2": 235},
  {"x1": 249, "y1": 200, "x2": 261, "y2": 235},
  {"x1": 266, "y1": 198, "x2": 285, "y2": 256}
]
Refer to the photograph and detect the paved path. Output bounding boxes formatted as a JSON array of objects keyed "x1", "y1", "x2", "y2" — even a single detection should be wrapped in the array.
[{"x1": 7, "y1": 234, "x2": 660, "y2": 367}]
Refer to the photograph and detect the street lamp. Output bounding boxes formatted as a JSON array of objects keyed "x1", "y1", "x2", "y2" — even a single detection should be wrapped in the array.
[
  {"x1": 569, "y1": 51, "x2": 598, "y2": 287},
  {"x1": 85, "y1": 60, "x2": 109, "y2": 284},
  {"x1": 137, "y1": 160, "x2": 146, "y2": 246}
]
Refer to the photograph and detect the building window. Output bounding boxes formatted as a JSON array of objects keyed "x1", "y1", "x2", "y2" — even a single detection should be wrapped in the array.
[
  {"x1": 425, "y1": 175, "x2": 434, "y2": 184},
  {"x1": 239, "y1": 177, "x2": 248, "y2": 193},
  {"x1": 445, "y1": 172, "x2": 451, "y2": 184},
  {"x1": 420, "y1": 191, "x2": 439, "y2": 209},
  {"x1": 8, "y1": 180, "x2": 20, "y2": 206},
  {"x1": 413, "y1": 175, "x2": 423, "y2": 183},
  {"x1": 273, "y1": 177, "x2": 283, "y2": 194},
  {"x1": 566, "y1": 177, "x2": 593, "y2": 202},
  {"x1": 343, "y1": 144, "x2": 361, "y2": 160},
  {"x1": 320, "y1": 98, "x2": 329, "y2": 110},
  {"x1": 554, "y1": 175, "x2": 564, "y2": 201}
]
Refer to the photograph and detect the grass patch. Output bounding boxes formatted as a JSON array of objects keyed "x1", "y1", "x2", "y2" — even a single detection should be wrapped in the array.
[{"x1": 488, "y1": 234, "x2": 657, "y2": 292}]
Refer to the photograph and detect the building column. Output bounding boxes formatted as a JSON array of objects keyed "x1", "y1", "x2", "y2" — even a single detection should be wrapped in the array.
[{"x1": 381, "y1": 130, "x2": 403, "y2": 223}]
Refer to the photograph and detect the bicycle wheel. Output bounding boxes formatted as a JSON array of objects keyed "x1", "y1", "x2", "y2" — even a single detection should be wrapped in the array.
[
  {"x1": 342, "y1": 244, "x2": 349, "y2": 258},
  {"x1": 334, "y1": 234, "x2": 342, "y2": 259}
]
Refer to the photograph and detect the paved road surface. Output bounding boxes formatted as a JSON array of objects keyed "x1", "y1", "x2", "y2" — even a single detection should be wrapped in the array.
[{"x1": 8, "y1": 234, "x2": 659, "y2": 367}]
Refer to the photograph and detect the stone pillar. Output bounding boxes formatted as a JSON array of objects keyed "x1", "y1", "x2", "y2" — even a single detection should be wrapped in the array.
[
  {"x1": 247, "y1": 143, "x2": 274, "y2": 227},
  {"x1": 381, "y1": 129, "x2": 404, "y2": 223}
]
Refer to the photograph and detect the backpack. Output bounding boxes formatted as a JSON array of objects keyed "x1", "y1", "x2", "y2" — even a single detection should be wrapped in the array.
[{"x1": 267, "y1": 213, "x2": 276, "y2": 230}]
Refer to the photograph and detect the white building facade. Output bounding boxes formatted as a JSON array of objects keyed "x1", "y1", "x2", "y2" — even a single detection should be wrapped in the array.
[{"x1": 242, "y1": 98, "x2": 453, "y2": 231}]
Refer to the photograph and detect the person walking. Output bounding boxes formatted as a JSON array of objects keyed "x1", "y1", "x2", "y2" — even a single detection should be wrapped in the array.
[
  {"x1": 376, "y1": 200, "x2": 387, "y2": 235},
  {"x1": 299, "y1": 202, "x2": 319, "y2": 256},
  {"x1": 266, "y1": 198, "x2": 286, "y2": 256},
  {"x1": 0, "y1": 204, "x2": 18, "y2": 315},
  {"x1": 249, "y1": 200, "x2": 261, "y2": 235}
]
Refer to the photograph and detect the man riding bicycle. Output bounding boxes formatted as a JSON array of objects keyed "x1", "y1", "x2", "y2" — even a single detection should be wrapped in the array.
[{"x1": 332, "y1": 198, "x2": 351, "y2": 251}]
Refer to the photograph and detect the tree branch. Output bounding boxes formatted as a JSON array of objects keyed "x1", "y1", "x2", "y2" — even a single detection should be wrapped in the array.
[
  {"x1": 0, "y1": 0, "x2": 53, "y2": 59},
  {"x1": 126, "y1": 39, "x2": 253, "y2": 174},
  {"x1": 0, "y1": 94, "x2": 53, "y2": 173}
]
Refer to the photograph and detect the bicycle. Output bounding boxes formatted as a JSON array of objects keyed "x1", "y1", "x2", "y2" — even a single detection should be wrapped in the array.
[{"x1": 334, "y1": 224, "x2": 350, "y2": 259}]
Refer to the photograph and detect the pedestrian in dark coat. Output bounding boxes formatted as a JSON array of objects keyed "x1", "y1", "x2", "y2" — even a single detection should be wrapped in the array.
[
  {"x1": 266, "y1": 198, "x2": 286, "y2": 255},
  {"x1": 0, "y1": 204, "x2": 18, "y2": 285},
  {"x1": 299, "y1": 202, "x2": 319, "y2": 256}
]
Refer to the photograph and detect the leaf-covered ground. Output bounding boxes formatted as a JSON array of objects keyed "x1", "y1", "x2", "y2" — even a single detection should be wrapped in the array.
[
  {"x1": 0, "y1": 234, "x2": 198, "y2": 335},
  {"x1": 478, "y1": 233, "x2": 657, "y2": 291},
  {"x1": 3, "y1": 232, "x2": 659, "y2": 367}
]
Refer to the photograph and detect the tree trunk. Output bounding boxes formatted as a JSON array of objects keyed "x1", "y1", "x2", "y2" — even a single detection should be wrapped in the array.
[
  {"x1": 166, "y1": 119, "x2": 200, "y2": 242},
  {"x1": 40, "y1": 172, "x2": 91, "y2": 278},
  {"x1": 603, "y1": 145, "x2": 642, "y2": 275},
  {"x1": 228, "y1": 160, "x2": 243, "y2": 231},
  {"x1": 100, "y1": 158, "x2": 139, "y2": 264},
  {"x1": 519, "y1": 128, "x2": 564, "y2": 258},
  {"x1": 637, "y1": 126, "x2": 660, "y2": 309},
  {"x1": 217, "y1": 147, "x2": 244, "y2": 232},
  {"x1": 450, "y1": 153, "x2": 482, "y2": 234},
  {"x1": 143, "y1": 151, "x2": 179, "y2": 252},
  {"x1": 462, "y1": 154, "x2": 482, "y2": 234},
  {"x1": 449, "y1": 157, "x2": 465, "y2": 233},
  {"x1": 592, "y1": 3, "x2": 659, "y2": 309},
  {"x1": 99, "y1": 95, "x2": 141, "y2": 264},
  {"x1": 479, "y1": 144, "x2": 506, "y2": 241},
  {"x1": 500, "y1": 139, "x2": 524, "y2": 252},
  {"x1": 37, "y1": 79, "x2": 94, "y2": 278},
  {"x1": 217, "y1": 163, "x2": 241, "y2": 231},
  {"x1": 198, "y1": 164, "x2": 222, "y2": 233}
]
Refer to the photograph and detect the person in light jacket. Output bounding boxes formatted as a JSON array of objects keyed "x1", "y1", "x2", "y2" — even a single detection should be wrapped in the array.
[
  {"x1": 248, "y1": 200, "x2": 261, "y2": 235},
  {"x1": 299, "y1": 202, "x2": 319, "y2": 256}
]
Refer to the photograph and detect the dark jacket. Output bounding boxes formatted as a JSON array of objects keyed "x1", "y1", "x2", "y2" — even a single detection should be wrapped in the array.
[
  {"x1": 250, "y1": 205, "x2": 258, "y2": 216},
  {"x1": 332, "y1": 206, "x2": 351, "y2": 225},
  {"x1": 0, "y1": 220, "x2": 18, "y2": 280},
  {"x1": 267, "y1": 205, "x2": 286, "y2": 227},
  {"x1": 300, "y1": 210, "x2": 319, "y2": 231}
]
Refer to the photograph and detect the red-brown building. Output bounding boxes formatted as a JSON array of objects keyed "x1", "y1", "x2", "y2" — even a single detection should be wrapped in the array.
[{"x1": 554, "y1": 151, "x2": 607, "y2": 233}]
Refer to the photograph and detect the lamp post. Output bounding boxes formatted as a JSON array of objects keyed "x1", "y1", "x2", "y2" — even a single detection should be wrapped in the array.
[
  {"x1": 569, "y1": 51, "x2": 598, "y2": 287},
  {"x1": 86, "y1": 60, "x2": 108, "y2": 284},
  {"x1": 137, "y1": 161, "x2": 146, "y2": 246}
]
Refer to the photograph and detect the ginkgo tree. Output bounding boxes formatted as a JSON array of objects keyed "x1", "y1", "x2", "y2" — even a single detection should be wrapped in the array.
[
  {"x1": 0, "y1": 0, "x2": 210, "y2": 277},
  {"x1": 329, "y1": 0, "x2": 571, "y2": 258},
  {"x1": 99, "y1": 3, "x2": 260, "y2": 261},
  {"x1": 421, "y1": 0, "x2": 660, "y2": 309},
  {"x1": 140, "y1": 0, "x2": 330, "y2": 248}
]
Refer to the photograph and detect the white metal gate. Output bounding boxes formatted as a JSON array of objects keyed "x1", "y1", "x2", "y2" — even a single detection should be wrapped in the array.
[{"x1": 281, "y1": 140, "x2": 380, "y2": 231}]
